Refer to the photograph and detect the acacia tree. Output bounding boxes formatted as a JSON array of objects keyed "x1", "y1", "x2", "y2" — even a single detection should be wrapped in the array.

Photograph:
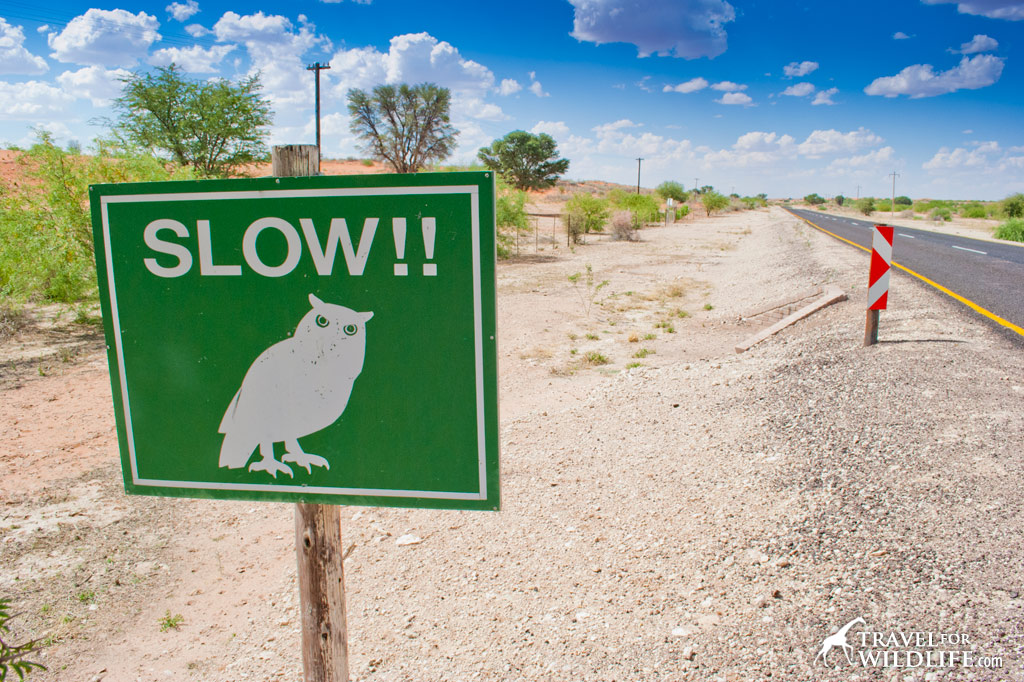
[
  {"x1": 477, "y1": 131, "x2": 569, "y2": 191},
  {"x1": 656, "y1": 181, "x2": 689, "y2": 203},
  {"x1": 701, "y1": 191, "x2": 729, "y2": 216},
  {"x1": 347, "y1": 83, "x2": 457, "y2": 173},
  {"x1": 112, "y1": 64, "x2": 272, "y2": 177}
]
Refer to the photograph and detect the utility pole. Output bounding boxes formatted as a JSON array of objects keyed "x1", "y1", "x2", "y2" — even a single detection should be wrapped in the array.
[
  {"x1": 694, "y1": 178, "x2": 699, "y2": 193},
  {"x1": 306, "y1": 62, "x2": 331, "y2": 173},
  {"x1": 888, "y1": 170, "x2": 900, "y2": 218},
  {"x1": 635, "y1": 158, "x2": 643, "y2": 194},
  {"x1": 856, "y1": 185, "x2": 861, "y2": 200}
]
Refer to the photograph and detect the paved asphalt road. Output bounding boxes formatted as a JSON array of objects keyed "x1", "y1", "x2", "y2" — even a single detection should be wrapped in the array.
[{"x1": 786, "y1": 208, "x2": 1024, "y2": 342}]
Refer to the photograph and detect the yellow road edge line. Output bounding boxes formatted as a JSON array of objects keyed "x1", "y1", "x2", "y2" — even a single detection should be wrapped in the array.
[{"x1": 785, "y1": 209, "x2": 1024, "y2": 338}]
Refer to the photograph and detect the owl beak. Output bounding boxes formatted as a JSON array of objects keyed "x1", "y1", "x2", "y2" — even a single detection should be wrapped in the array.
[
  {"x1": 360, "y1": 311, "x2": 374, "y2": 323},
  {"x1": 309, "y1": 293, "x2": 325, "y2": 308}
]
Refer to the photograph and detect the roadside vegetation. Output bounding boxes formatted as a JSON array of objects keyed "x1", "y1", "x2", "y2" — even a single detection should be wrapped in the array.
[
  {"x1": 477, "y1": 131, "x2": 569, "y2": 191},
  {"x1": 0, "y1": 133, "x2": 195, "y2": 310}
]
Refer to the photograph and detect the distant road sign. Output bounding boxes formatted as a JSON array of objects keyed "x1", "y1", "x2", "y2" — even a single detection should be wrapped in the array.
[
  {"x1": 90, "y1": 172, "x2": 500, "y2": 510},
  {"x1": 868, "y1": 225, "x2": 894, "y2": 310}
]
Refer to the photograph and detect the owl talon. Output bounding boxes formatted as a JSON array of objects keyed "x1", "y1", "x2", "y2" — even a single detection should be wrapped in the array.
[
  {"x1": 283, "y1": 451, "x2": 330, "y2": 474},
  {"x1": 248, "y1": 458, "x2": 294, "y2": 479}
]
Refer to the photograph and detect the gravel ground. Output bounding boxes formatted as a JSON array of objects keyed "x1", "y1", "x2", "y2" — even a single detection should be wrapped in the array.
[{"x1": 3, "y1": 207, "x2": 1022, "y2": 681}]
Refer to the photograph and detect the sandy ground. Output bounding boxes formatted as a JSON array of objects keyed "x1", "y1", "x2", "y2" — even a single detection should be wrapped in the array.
[{"x1": 2, "y1": 205, "x2": 1023, "y2": 681}]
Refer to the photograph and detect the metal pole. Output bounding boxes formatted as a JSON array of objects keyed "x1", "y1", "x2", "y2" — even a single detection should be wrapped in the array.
[{"x1": 636, "y1": 158, "x2": 643, "y2": 194}]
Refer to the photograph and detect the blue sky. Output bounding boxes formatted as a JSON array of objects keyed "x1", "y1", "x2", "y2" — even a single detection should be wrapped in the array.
[{"x1": 2, "y1": 0, "x2": 1023, "y2": 199}]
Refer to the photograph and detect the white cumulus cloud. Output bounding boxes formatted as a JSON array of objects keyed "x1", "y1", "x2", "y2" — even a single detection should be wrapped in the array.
[
  {"x1": 827, "y1": 146, "x2": 895, "y2": 169},
  {"x1": 783, "y1": 60, "x2": 818, "y2": 77},
  {"x1": 893, "y1": 31, "x2": 911, "y2": 39},
  {"x1": 497, "y1": 78, "x2": 521, "y2": 95},
  {"x1": 702, "y1": 131, "x2": 796, "y2": 167},
  {"x1": 0, "y1": 80, "x2": 75, "y2": 119},
  {"x1": 48, "y1": 9, "x2": 161, "y2": 68},
  {"x1": 56, "y1": 66, "x2": 132, "y2": 106},
  {"x1": 529, "y1": 80, "x2": 549, "y2": 97},
  {"x1": 568, "y1": 0, "x2": 736, "y2": 59},
  {"x1": 1, "y1": 18, "x2": 48, "y2": 75},
  {"x1": 922, "y1": 0, "x2": 1024, "y2": 20},
  {"x1": 923, "y1": 145, "x2": 996, "y2": 169},
  {"x1": 328, "y1": 32, "x2": 496, "y2": 97},
  {"x1": 663, "y1": 77, "x2": 709, "y2": 93},
  {"x1": 150, "y1": 44, "x2": 235, "y2": 72},
  {"x1": 716, "y1": 91, "x2": 752, "y2": 105},
  {"x1": 211, "y1": 11, "x2": 327, "y2": 123},
  {"x1": 955, "y1": 34, "x2": 999, "y2": 54},
  {"x1": 711, "y1": 80, "x2": 746, "y2": 91},
  {"x1": 811, "y1": 87, "x2": 838, "y2": 105},
  {"x1": 531, "y1": 121, "x2": 571, "y2": 139},
  {"x1": 781, "y1": 82, "x2": 815, "y2": 97},
  {"x1": 166, "y1": 1, "x2": 200, "y2": 22},
  {"x1": 797, "y1": 128, "x2": 883, "y2": 157},
  {"x1": 864, "y1": 54, "x2": 1004, "y2": 98},
  {"x1": 453, "y1": 95, "x2": 507, "y2": 121}
]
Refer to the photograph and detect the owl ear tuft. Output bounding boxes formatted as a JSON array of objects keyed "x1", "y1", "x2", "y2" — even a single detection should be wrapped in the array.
[
  {"x1": 309, "y1": 293, "x2": 325, "y2": 308},
  {"x1": 360, "y1": 311, "x2": 374, "y2": 323}
]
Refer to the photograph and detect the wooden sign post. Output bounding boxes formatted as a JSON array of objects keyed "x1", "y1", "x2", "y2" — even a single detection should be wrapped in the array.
[{"x1": 274, "y1": 145, "x2": 350, "y2": 682}]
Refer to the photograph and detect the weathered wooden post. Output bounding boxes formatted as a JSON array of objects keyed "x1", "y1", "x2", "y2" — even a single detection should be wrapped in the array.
[
  {"x1": 273, "y1": 144, "x2": 319, "y2": 178},
  {"x1": 273, "y1": 144, "x2": 349, "y2": 682}
]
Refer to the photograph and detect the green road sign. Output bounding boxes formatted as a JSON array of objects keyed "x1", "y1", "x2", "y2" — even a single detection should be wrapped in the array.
[{"x1": 90, "y1": 172, "x2": 499, "y2": 510}]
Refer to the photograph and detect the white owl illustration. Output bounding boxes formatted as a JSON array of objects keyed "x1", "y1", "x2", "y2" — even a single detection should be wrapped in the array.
[{"x1": 218, "y1": 293, "x2": 373, "y2": 478}]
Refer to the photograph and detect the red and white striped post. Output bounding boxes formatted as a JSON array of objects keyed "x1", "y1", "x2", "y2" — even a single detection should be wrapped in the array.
[{"x1": 864, "y1": 224, "x2": 894, "y2": 346}]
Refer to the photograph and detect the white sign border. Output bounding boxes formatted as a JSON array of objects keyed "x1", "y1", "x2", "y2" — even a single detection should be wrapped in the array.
[{"x1": 100, "y1": 184, "x2": 490, "y2": 502}]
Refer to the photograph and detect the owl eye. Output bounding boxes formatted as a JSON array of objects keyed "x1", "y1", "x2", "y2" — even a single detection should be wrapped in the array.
[
  {"x1": 315, "y1": 315, "x2": 329, "y2": 328},
  {"x1": 343, "y1": 324, "x2": 358, "y2": 336}
]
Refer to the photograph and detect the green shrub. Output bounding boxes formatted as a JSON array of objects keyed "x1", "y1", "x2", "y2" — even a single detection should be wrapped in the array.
[
  {"x1": 855, "y1": 198, "x2": 875, "y2": 216},
  {"x1": 834, "y1": 195, "x2": 845, "y2": 206},
  {"x1": 655, "y1": 181, "x2": 688, "y2": 203},
  {"x1": 564, "y1": 193, "x2": 610, "y2": 243},
  {"x1": 929, "y1": 208, "x2": 951, "y2": 221},
  {"x1": 804, "y1": 193, "x2": 825, "y2": 205},
  {"x1": 0, "y1": 132, "x2": 195, "y2": 307},
  {"x1": 914, "y1": 199, "x2": 952, "y2": 214},
  {"x1": 874, "y1": 200, "x2": 892, "y2": 212},
  {"x1": 960, "y1": 203, "x2": 987, "y2": 219},
  {"x1": 496, "y1": 182, "x2": 529, "y2": 232},
  {"x1": 894, "y1": 195, "x2": 913, "y2": 206},
  {"x1": 494, "y1": 178, "x2": 529, "y2": 259},
  {"x1": 1, "y1": 597, "x2": 45, "y2": 678},
  {"x1": 609, "y1": 191, "x2": 661, "y2": 224},
  {"x1": 701, "y1": 191, "x2": 729, "y2": 216},
  {"x1": 1002, "y1": 193, "x2": 1024, "y2": 219},
  {"x1": 995, "y1": 218, "x2": 1024, "y2": 242}
]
